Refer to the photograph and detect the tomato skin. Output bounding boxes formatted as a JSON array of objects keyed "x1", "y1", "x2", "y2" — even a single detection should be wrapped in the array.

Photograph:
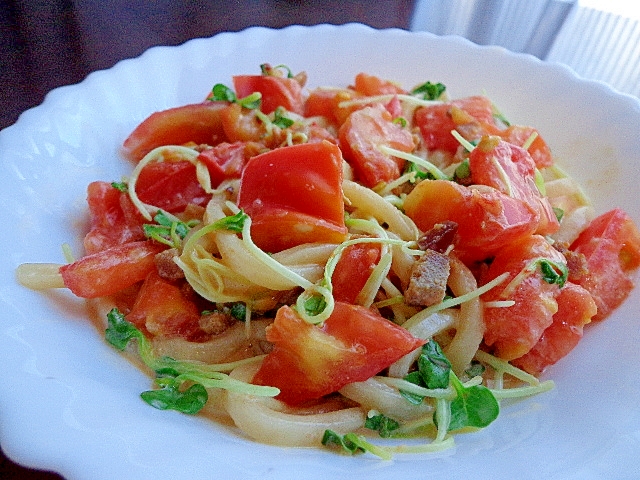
[
  {"x1": 233, "y1": 75, "x2": 304, "y2": 115},
  {"x1": 414, "y1": 96, "x2": 499, "y2": 156},
  {"x1": 196, "y1": 141, "x2": 263, "y2": 187},
  {"x1": 512, "y1": 282, "x2": 596, "y2": 375},
  {"x1": 60, "y1": 241, "x2": 165, "y2": 299},
  {"x1": 136, "y1": 160, "x2": 210, "y2": 213},
  {"x1": 570, "y1": 208, "x2": 640, "y2": 320},
  {"x1": 237, "y1": 141, "x2": 348, "y2": 252},
  {"x1": 332, "y1": 243, "x2": 382, "y2": 304},
  {"x1": 126, "y1": 270, "x2": 201, "y2": 338},
  {"x1": 304, "y1": 87, "x2": 363, "y2": 127},
  {"x1": 353, "y1": 73, "x2": 406, "y2": 96},
  {"x1": 338, "y1": 103, "x2": 415, "y2": 187},
  {"x1": 252, "y1": 302, "x2": 425, "y2": 405},
  {"x1": 122, "y1": 102, "x2": 228, "y2": 161},
  {"x1": 499, "y1": 125, "x2": 553, "y2": 169},
  {"x1": 469, "y1": 136, "x2": 559, "y2": 236},
  {"x1": 403, "y1": 179, "x2": 538, "y2": 263},
  {"x1": 482, "y1": 235, "x2": 566, "y2": 360},
  {"x1": 84, "y1": 181, "x2": 146, "y2": 255}
]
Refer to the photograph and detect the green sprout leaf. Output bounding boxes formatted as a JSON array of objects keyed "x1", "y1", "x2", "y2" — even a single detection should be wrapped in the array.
[
  {"x1": 538, "y1": 259, "x2": 569, "y2": 288},
  {"x1": 412, "y1": 81, "x2": 446, "y2": 100},
  {"x1": 418, "y1": 340, "x2": 452, "y2": 389},
  {"x1": 141, "y1": 378, "x2": 208, "y2": 415},
  {"x1": 365, "y1": 413, "x2": 400, "y2": 438},
  {"x1": 208, "y1": 83, "x2": 237, "y2": 103},
  {"x1": 229, "y1": 302, "x2": 247, "y2": 321},
  {"x1": 111, "y1": 181, "x2": 128, "y2": 192},
  {"x1": 448, "y1": 373, "x2": 499, "y2": 431},
  {"x1": 272, "y1": 107, "x2": 295, "y2": 128}
]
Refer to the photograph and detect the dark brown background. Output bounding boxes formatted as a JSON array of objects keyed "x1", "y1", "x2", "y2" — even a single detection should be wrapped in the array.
[{"x1": 0, "y1": 1, "x2": 415, "y2": 478}]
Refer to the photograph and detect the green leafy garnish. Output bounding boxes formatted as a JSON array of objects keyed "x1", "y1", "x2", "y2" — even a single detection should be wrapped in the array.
[
  {"x1": 447, "y1": 373, "x2": 500, "y2": 431},
  {"x1": 143, "y1": 210, "x2": 195, "y2": 248},
  {"x1": 538, "y1": 259, "x2": 569, "y2": 288},
  {"x1": 272, "y1": 107, "x2": 295, "y2": 128},
  {"x1": 111, "y1": 181, "x2": 128, "y2": 192},
  {"x1": 393, "y1": 117, "x2": 408, "y2": 128},
  {"x1": 365, "y1": 413, "x2": 400, "y2": 438},
  {"x1": 303, "y1": 294, "x2": 327, "y2": 317},
  {"x1": 401, "y1": 340, "x2": 499, "y2": 432},
  {"x1": 553, "y1": 206, "x2": 565, "y2": 222},
  {"x1": 321, "y1": 430, "x2": 391, "y2": 460},
  {"x1": 229, "y1": 302, "x2": 247, "y2": 321},
  {"x1": 261, "y1": 63, "x2": 294, "y2": 78},
  {"x1": 453, "y1": 160, "x2": 471, "y2": 182},
  {"x1": 217, "y1": 210, "x2": 248, "y2": 233},
  {"x1": 418, "y1": 340, "x2": 452, "y2": 389},
  {"x1": 207, "y1": 83, "x2": 262, "y2": 110},
  {"x1": 140, "y1": 377, "x2": 208, "y2": 415},
  {"x1": 105, "y1": 308, "x2": 278, "y2": 415},
  {"x1": 412, "y1": 81, "x2": 446, "y2": 100}
]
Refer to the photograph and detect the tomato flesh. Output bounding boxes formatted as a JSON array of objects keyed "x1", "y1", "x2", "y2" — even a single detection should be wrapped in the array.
[
  {"x1": 233, "y1": 75, "x2": 304, "y2": 115},
  {"x1": 136, "y1": 160, "x2": 210, "y2": 213},
  {"x1": 332, "y1": 243, "x2": 382, "y2": 304},
  {"x1": 338, "y1": 103, "x2": 415, "y2": 187},
  {"x1": 252, "y1": 302, "x2": 425, "y2": 405},
  {"x1": 482, "y1": 235, "x2": 566, "y2": 360},
  {"x1": 469, "y1": 136, "x2": 559, "y2": 236},
  {"x1": 84, "y1": 181, "x2": 146, "y2": 255},
  {"x1": 414, "y1": 95, "x2": 499, "y2": 156},
  {"x1": 126, "y1": 270, "x2": 201, "y2": 339},
  {"x1": 512, "y1": 282, "x2": 596, "y2": 375},
  {"x1": 60, "y1": 241, "x2": 165, "y2": 299},
  {"x1": 122, "y1": 102, "x2": 228, "y2": 161},
  {"x1": 353, "y1": 72, "x2": 406, "y2": 96},
  {"x1": 403, "y1": 179, "x2": 538, "y2": 263},
  {"x1": 237, "y1": 141, "x2": 348, "y2": 252},
  {"x1": 570, "y1": 208, "x2": 640, "y2": 320}
]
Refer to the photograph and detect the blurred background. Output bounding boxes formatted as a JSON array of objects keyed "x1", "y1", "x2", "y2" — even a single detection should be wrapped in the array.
[{"x1": 1, "y1": 0, "x2": 637, "y2": 477}]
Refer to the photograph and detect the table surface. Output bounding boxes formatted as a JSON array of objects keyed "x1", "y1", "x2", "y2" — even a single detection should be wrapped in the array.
[{"x1": 0, "y1": 1, "x2": 414, "y2": 478}]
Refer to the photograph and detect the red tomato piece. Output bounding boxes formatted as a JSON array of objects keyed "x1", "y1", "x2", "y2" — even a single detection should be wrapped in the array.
[
  {"x1": 469, "y1": 136, "x2": 560, "y2": 236},
  {"x1": 353, "y1": 72, "x2": 407, "y2": 96},
  {"x1": 338, "y1": 103, "x2": 416, "y2": 187},
  {"x1": 570, "y1": 208, "x2": 640, "y2": 320},
  {"x1": 403, "y1": 179, "x2": 539, "y2": 263},
  {"x1": 304, "y1": 87, "x2": 363, "y2": 127},
  {"x1": 60, "y1": 241, "x2": 165, "y2": 299},
  {"x1": 512, "y1": 282, "x2": 596, "y2": 375},
  {"x1": 252, "y1": 302, "x2": 425, "y2": 405},
  {"x1": 196, "y1": 141, "x2": 263, "y2": 188},
  {"x1": 499, "y1": 125, "x2": 553, "y2": 169},
  {"x1": 136, "y1": 160, "x2": 210, "y2": 213},
  {"x1": 84, "y1": 181, "x2": 146, "y2": 255},
  {"x1": 233, "y1": 75, "x2": 304, "y2": 115},
  {"x1": 237, "y1": 141, "x2": 348, "y2": 252},
  {"x1": 482, "y1": 235, "x2": 567, "y2": 360},
  {"x1": 126, "y1": 270, "x2": 201, "y2": 339},
  {"x1": 414, "y1": 95, "x2": 499, "y2": 156},
  {"x1": 122, "y1": 102, "x2": 228, "y2": 162},
  {"x1": 332, "y1": 243, "x2": 382, "y2": 304}
]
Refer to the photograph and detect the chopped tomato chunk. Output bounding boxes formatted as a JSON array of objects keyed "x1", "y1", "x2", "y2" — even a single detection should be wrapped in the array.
[
  {"x1": 414, "y1": 95, "x2": 499, "y2": 156},
  {"x1": 84, "y1": 181, "x2": 146, "y2": 255},
  {"x1": 482, "y1": 235, "x2": 567, "y2": 360},
  {"x1": 403, "y1": 179, "x2": 538, "y2": 263},
  {"x1": 512, "y1": 282, "x2": 596, "y2": 375},
  {"x1": 338, "y1": 103, "x2": 415, "y2": 187},
  {"x1": 353, "y1": 72, "x2": 407, "y2": 96},
  {"x1": 122, "y1": 102, "x2": 228, "y2": 161},
  {"x1": 252, "y1": 302, "x2": 425, "y2": 405},
  {"x1": 570, "y1": 208, "x2": 640, "y2": 320},
  {"x1": 237, "y1": 141, "x2": 348, "y2": 252},
  {"x1": 126, "y1": 270, "x2": 201, "y2": 339},
  {"x1": 332, "y1": 243, "x2": 382, "y2": 304},
  {"x1": 196, "y1": 141, "x2": 263, "y2": 188},
  {"x1": 499, "y1": 125, "x2": 553, "y2": 169},
  {"x1": 233, "y1": 74, "x2": 304, "y2": 115},
  {"x1": 60, "y1": 241, "x2": 165, "y2": 298},
  {"x1": 136, "y1": 160, "x2": 210, "y2": 213},
  {"x1": 469, "y1": 136, "x2": 559, "y2": 236}
]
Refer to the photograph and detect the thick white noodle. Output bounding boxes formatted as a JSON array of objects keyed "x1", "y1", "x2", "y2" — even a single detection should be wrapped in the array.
[{"x1": 225, "y1": 362, "x2": 365, "y2": 447}]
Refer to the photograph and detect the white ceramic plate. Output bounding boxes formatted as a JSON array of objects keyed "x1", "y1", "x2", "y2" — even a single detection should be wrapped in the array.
[{"x1": 1, "y1": 24, "x2": 639, "y2": 480}]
